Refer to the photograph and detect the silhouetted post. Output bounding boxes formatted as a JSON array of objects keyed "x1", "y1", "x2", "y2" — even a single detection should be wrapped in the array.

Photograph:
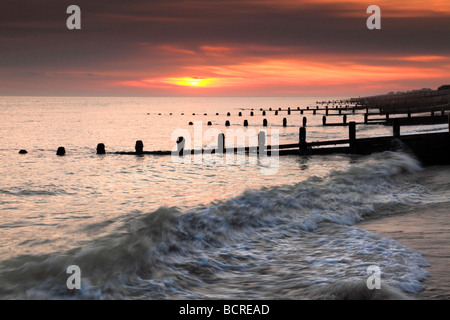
[
  {"x1": 393, "y1": 119, "x2": 400, "y2": 138},
  {"x1": 302, "y1": 117, "x2": 307, "y2": 127},
  {"x1": 300, "y1": 110, "x2": 304, "y2": 115},
  {"x1": 386, "y1": 113, "x2": 389, "y2": 120},
  {"x1": 352, "y1": 107, "x2": 355, "y2": 114},
  {"x1": 207, "y1": 121, "x2": 212, "y2": 126},
  {"x1": 189, "y1": 122, "x2": 193, "y2": 125},
  {"x1": 407, "y1": 112, "x2": 411, "y2": 119},
  {"x1": 313, "y1": 110, "x2": 316, "y2": 115},
  {"x1": 322, "y1": 116, "x2": 327, "y2": 126},
  {"x1": 448, "y1": 114, "x2": 450, "y2": 133},
  {"x1": 135, "y1": 140, "x2": 144, "y2": 154},
  {"x1": 349, "y1": 122, "x2": 356, "y2": 154},
  {"x1": 227, "y1": 112, "x2": 231, "y2": 116},
  {"x1": 269, "y1": 108, "x2": 272, "y2": 111},
  {"x1": 364, "y1": 113, "x2": 368, "y2": 124},
  {"x1": 218, "y1": 133, "x2": 225, "y2": 154},
  {"x1": 176, "y1": 137, "x2": 185, "y2": 156},
  {"x1": 56, "y1": 147, "x2": 66, "y2": 156},
  {"x1": 96, "y1": 143, "x2": 106, "y2": 155},
  {"x1": 263, "y1": 119, "x2": 268, "y2": 127},
  {"x1": 343, "y1": 115, "x2": 347, "y2": 125},
  {"x1": 244, "y1": 120, "x2": 248, "y2": 127},
  {"x1": 250, "y1": 111, "x2": 254, "y2": 116},
  {"x1": 238, "y1": 112, "x2": 242, "y2": 116},
  {"x1": 339, "y1": 109, "x2": 342, "y2": 115},
  {"x1": 262, "y1": 111, "x2": 266, "y2": 116},
  {"x1": 442, "y1": 109, "x2": 445, "y2": 116},
  {"x1": 275, "y1": 110, "x2": 278, "y2": 115},
  {"x1": 19, "y1": 149, "x2": 27, "y2": 154},
  {"x1": 258, "y1": 131, "x2": 266, "y2": 156},
  {"x1": 288, "y1": 108, "x2": 291, "y2": 115},
  {"x1": 431, "y1": 110, "x2": 435, "y2": 117},
  {"x1": 225, "y1": 120, "x2": 230, "y2": 126},
  {"x1": 299, "y1": 127, "x2": 307, "y2": 155},
  {"x1": 283, "y1": 118, "x2": 287, "y2": 127}
]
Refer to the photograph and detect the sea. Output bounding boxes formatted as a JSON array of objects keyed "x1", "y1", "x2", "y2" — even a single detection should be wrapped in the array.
[{"x1": 0, "y1": 96, "x2": 449, "y2": 300}]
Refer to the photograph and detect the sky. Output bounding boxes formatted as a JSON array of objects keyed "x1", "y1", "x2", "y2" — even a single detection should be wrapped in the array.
[{"x1": 0, "y1": 0, "x2": 449, "y2": 97}]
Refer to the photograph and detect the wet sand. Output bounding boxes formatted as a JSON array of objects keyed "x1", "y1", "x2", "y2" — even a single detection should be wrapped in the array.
[{"x1": 358, "y1": 202, "x2": 450, "y2": 299}]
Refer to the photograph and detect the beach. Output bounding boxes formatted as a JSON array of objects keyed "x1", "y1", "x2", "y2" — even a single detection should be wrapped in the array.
[{"x1": 359, "y1": 168, "x2": 450, "y2": 299}]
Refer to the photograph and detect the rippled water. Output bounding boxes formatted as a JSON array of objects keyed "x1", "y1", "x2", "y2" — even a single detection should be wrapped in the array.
[{"x1": 0, "y1": 97, "x2": 449, "y2": 299}]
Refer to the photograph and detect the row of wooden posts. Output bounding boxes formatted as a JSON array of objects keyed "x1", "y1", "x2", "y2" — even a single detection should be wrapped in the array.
[
  {"x1": 19, "y1": 115, "x2": 450, "y2": 156},
  {"x1": 190, "y1": 115, "x2": 354, "y2": 127}
]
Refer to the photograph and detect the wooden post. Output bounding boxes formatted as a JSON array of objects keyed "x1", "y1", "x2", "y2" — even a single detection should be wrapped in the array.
[
  {"x1": 349, "y1": 122, "x2": 356, "y2": 154},
  {"x1": 262, "y1": 111, "x2": 266, "y2": 116},
  {"x1": 283, "y1": 118, "x2": 287, "y2": 127},
  {"x1": 288, "y1": 107, "x2": 291, "y2": 115},
  {"x1": 225, "y1": 120, "x2": 230, "y2": 126},
  {"x1": 302, "y1": 117, "x2": 307, "y2": 127},
  {"x1": 227, "y1": 112, "x2": 231, "y2": 116},
  {"x1": 258, "y1": 131, "x2": 265, "y2": 156},
  {"x1": 393, "y1": 119, "x2": 400, "y2": 138},
  {"x1": 343, "y1": 115, "x2": 347, "y2": 125},
  {"x1": 300, "y1": 110, "x2": 304, "y2": 115},
  {"x1": 207, "y1": 121, "x2": 212, "y2": 126},
  {"x1": 386, "y1": 113, "x2": 389, "y2": 120},
  {"x1": 218, "y1": 133, "x2": 225, "y2": 154},
  {"x1": 263, "y1": 119, "x2": 268, "y2": 127},
  {"x1": 250, "y1": 111, "x2": 254, "y2": 116},
  {"x1": 189, "y1": 122, "x2": 193, "y2": 125},
  {"x1": 275, "y1": 110, "x2": 278, "y2": 115},
  {"x1": 299, "y1": 127, "x2": 307, "y2": 155},
  {"x1": 364, "y1": 113, "x2": 368, "y2": 124},
  {"x1": 238, "y1": 112, "x2": 242, "y2": 116},
  {"x1": 339, "y1": 109, "x2": 342, "y2": 115},
  {"x1": 56, "y1": 147, "x2": 66, "y2": 156},
  {"x1": 448, "y1": 114, "x2": 450, "y2": 133},
  {"x1": 135, "y1": 140, "x2": 144, "y2": 154},
  {"x1": 176, "y1": 137, "x2": 184, "y2": 156},
  {"x1": 244, "y1": 120, "x2": 248, "y2": 127},
  {"x1": 19, "y1": 149, "x2": 28, "y2": 154},
  {"x1": 96, "y1": 143, "x2": 106, "y2": 155},
  {"x1": 442, "y1": 109, "x2": 445, "y2": 116},
  {"x1": 313, "y1": 109, "x2": 316, "y2": 115}
]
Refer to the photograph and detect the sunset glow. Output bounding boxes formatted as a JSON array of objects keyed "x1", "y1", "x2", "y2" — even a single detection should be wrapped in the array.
[{"x1": 1, "y1": 0, "x2": 449, "y2": 96}]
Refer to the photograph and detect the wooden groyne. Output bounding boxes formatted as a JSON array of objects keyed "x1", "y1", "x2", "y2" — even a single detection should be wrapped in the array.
[{"x1": 108, "y1": 115, "x2": 450, "y2": 165}]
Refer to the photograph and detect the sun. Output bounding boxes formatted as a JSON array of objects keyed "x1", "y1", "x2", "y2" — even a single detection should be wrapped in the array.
[{"x1": 164, "y1": 77, "x2": 220, "y2": 87}]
